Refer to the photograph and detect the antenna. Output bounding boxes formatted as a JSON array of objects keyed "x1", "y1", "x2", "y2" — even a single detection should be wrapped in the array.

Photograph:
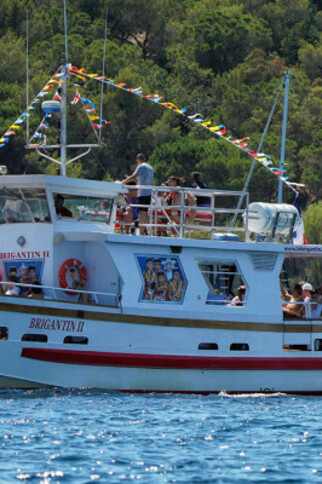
[
  {"x1": 230, "y1": 76, "x2": 285, "y2": 228},
  {"x1": 26, "y1": 10, "x2": 29, "y2": 144},
  {"x1": 63, "y1": 0, "x2": 68, "y2": 65},
  {"x1": 278, "y1": 71, "x2": 291, "y2": 203},
  {"x1": 99, "y1": 10, "x2": 108, "y2": 142},
  {"x1": 60, "y1": 0, "x2": 69, "y2": 176}
]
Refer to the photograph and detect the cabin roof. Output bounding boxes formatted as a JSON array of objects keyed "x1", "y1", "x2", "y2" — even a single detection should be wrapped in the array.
[{"x1": 0, "y1": 174, "x2": 126, "y2": 197}]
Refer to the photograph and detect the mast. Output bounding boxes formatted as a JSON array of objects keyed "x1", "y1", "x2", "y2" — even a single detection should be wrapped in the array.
[
  {"x1": 60, "y1": 0, "x2": 69, "y2": 177},
  {"x1": 277, "y1": 71, "x2": 291, "y2": 203},
  {"x1": 26, "y1": 11, "x2": 29, "y2": 145}
]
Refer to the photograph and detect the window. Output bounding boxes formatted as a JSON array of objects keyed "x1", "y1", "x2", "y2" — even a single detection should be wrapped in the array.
[
  {"x1": 0, "y1": 187, "x2": 50, "y2": 223},
  {"x1": 53, "y1": 193, "x2": 113, "y2": 222},
  {"x1": 283, "y1": 344, "x2": 310, "y2": 351},
  {"x1": 198, "y1": 343, "x2": 218, "y2": 350},
  {"x1": 230, "y1": 343, "x2": 249, "y2": 351},
  {"x1": 314, "y1": 340, "x2": 322, "y2": 351},
  {"x1": 22, "y1": 334, "x2": 47, "y2": 342},
  {"x1": 197, "y1": 259, "x2": 246, "y2": 306},
  {"x1": 63, "y1": 336, "x2": 88, "y2": 345},
  {"x1": 0, "y1": 327, "x2": 8, "y2": 340}
]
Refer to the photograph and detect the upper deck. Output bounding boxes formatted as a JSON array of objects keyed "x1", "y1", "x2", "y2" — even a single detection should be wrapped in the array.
[{"x1": 0, "y1": 173, "x2": 321, "y2": 259}]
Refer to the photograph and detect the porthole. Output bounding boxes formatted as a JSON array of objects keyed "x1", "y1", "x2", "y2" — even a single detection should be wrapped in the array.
[
  {"x1": 230, "y1": 343, "x2": 249, "y2": 351},
  {"x1": 22, "y1": 334, "x2": 47, "y2": 342},
  {"x1": 198, "y1": 343, "x2": 218, "y2": 350},
  {"x1": 63, "y1": 336, "x2": 88, "y2": 345}
]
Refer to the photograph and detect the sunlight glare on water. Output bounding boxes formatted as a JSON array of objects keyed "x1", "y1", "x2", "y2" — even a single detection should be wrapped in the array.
[{"x1": 0, "y1": 389, "x2": 321, "y2": 483}]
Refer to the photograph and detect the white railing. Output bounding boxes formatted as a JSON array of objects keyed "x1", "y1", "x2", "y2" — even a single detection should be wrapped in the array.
[
  {"x1": 0, "y1": 281, "x2": 120, "y2": 308},
  {"x1": 116, "y1": 185, "x2": 249, "y2": 240},
  {"x1": 282, "y1": 300, "x2": 322, "y2": 320}
]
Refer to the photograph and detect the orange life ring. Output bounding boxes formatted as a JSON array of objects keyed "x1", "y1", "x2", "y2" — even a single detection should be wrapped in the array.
[{"x1": 59, "y1": 258, "x2": 87, "y2": 295}]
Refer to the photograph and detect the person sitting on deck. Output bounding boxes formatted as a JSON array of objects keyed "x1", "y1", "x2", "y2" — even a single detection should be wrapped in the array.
[
  {"x1": 229, "y1": 285, "x2": 246, "y2": 306},
  {"x1": 281, "y1": 282, "x2": 303, "y2": 316},
  {"x1": 310, "y1": 288, "x2": 322, "y2": 319},
  {"x1": 165, "y1": 176, "x2": 196, "y2": 234},
  {"x1": 5, "y1": 275, "x2": 21, "y2": 296},
  {"x1": 28, "y1": 280, "x2": 43, "y2": 299}
]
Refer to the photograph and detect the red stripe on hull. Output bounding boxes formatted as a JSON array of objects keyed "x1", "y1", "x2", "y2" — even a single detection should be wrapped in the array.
[{"x1": 21, "y1": 348, "x2": 322, "y2": 370}]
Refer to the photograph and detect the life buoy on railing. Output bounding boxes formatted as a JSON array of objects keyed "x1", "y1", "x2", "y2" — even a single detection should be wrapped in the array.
[{"x1": 59, "y1": 258, "x2": 87, "y2": 295}]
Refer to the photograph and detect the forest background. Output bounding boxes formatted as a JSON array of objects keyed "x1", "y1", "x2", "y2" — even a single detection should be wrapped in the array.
[{"x1": 0, "y1": 0, "x2": 321, "y2": 253}]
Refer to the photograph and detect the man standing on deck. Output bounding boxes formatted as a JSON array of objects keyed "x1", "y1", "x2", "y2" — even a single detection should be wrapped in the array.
[{"x1": 122, "y1": 153, "x2": 154, "y2": 235}]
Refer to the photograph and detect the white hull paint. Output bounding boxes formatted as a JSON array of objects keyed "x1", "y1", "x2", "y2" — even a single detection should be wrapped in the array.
[{"x1": 0, "y1": 298, "x2": 322, "y2": 394}]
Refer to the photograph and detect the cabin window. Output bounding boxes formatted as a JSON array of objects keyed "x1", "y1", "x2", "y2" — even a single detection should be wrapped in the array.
[
  {"x1": 230, "y1": 343, "x2": 249, "y2": 351},
  {"x1": 198, "y1": 343, "x2": 218, "y2": 350},
  {"x1": 22, "y1": 334, "x2": 48, "y2": 342},
  {"x1": 63, "y1": 336, "x2": 88, "y2": 345},
  {"x1": 0, "y1": 187, "x2": 50, "y2": 223},
  {"x1": 0, "y1": 327, "x2": 8, "y2": 340},
  {"x1": 314, "y1": 340, "x2": 322, "y2": 351},
  {"x1": 53, "y1": 193, "x2": 113, "y2": 222},
  {"x1": 197, "y1": 259, "x2": 246, "y2": 306},
  {"x1": 283, "y1": 344, "x2": 310, "y2": 351}
]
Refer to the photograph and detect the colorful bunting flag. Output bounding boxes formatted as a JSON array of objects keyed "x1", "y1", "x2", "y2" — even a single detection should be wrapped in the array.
[{"x1": 71, "y1": 90, "x2": 81, "y2": 105}]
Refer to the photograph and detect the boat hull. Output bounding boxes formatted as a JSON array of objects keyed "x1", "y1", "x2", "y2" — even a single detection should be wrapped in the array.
[{"x1": 0, "y1": 299, "x2": 322, "y2": 394}]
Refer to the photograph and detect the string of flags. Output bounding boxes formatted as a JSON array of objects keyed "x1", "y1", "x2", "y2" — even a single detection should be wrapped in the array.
[
  {"x1": 69, "y1": 66, "x2": 297, "y2": 194},
  {"x1": 0, "y1": 69, "x2": 64, "y2": 149},
  {"x1": 0, "y1": 66, "x2": 111, "y2": 150},
  {"x1": 0, "y1": 62, "x2": 296, "y2": 195}
]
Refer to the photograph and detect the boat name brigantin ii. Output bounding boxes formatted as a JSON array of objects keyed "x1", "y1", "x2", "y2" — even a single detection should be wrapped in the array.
[
  {"x1": 29, "y1": 318, "x2": 84, "y2": 332},
  {"x1": 0, "y1": 251, "x2": 50, "y2": 260}
]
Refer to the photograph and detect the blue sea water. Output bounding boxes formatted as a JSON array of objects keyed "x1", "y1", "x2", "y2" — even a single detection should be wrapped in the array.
[{"x1": 0, "y1": 390, "x2": 321, "y2": 483}]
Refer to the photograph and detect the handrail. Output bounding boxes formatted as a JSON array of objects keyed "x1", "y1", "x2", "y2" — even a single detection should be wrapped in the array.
[
  {"x1": 0, "y1": 281, "x2": 120, "y2": 308},
  {"x1": 282, "y1": 300, "x2": 322, "y2": 320},
  {"x1": 117, "y1": 184, "x2": 249, "y2": 239}
]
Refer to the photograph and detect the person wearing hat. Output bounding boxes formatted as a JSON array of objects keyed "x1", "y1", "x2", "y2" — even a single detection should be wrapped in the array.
[{"x1": 301, "y1": 282, "x2": 314, "y2": 318}]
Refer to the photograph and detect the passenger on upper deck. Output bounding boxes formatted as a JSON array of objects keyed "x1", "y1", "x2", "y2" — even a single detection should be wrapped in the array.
[
  {"x1": 55, "y1": 194, "x2": 73, "y2": 218},
  {"x1": 121, "y1": 179, "x2": 139, "y2": 234},
  {"x1": 122, "y1": 153, "x2": 154, "y2": 235},
  {"x1": 166, "y1": 176, "x2": 196, "y2": 231},
  {"x1": 191, "y1": 172, "x2": 211, "y2": 208},
  {"x1": 154, "y1": 183, "x2": 168, "y2": 237}
]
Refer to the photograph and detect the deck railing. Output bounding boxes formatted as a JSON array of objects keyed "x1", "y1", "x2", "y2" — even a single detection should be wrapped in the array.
[
  {"x1": 116, "y1": 185, "x2": 249, "y2": 240},
  {"x1": 282, "y1": 300, "x2": 322, "y2": 320},
  {"x1": 0, "y1": 281, "x2": 120, "y2": 308}
]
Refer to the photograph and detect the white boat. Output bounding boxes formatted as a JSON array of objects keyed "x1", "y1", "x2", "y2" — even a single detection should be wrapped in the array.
[{"x1": 0, "y1": 62, "x2": 321, "y2": 394}]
